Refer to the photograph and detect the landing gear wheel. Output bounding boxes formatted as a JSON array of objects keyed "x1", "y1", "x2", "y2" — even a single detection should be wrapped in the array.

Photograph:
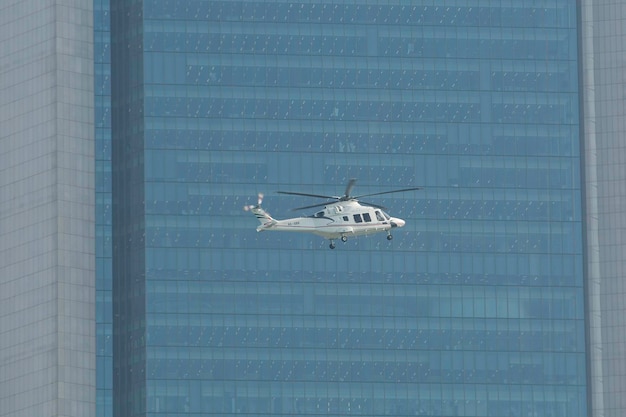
[
  {"x1": 329, "y1": 241, "x2": 336, "y2": 249},
  {"x1": 341, "y1": 236, "x2": 348, "y2": 243},
  {"x1": 387, "y1": 234, "x2": 393, "y2": 241}
]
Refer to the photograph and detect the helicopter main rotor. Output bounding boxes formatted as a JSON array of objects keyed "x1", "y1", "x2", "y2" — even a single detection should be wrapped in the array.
[{"x1": 277, "y1": 179, "x2": 422, "y2": 211}]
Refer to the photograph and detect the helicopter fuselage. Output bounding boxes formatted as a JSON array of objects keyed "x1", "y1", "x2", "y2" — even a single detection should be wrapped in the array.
[
  {"x1": 245, "y1": 180, "x2": 418, "y2": 249},
  {"x1": 255, "y1": 201, "x2": 405, "y2": 240}
]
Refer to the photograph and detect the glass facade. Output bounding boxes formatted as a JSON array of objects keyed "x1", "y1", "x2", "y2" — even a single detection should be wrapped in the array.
[
  {"x1": 95, "y1": 0, "x2": 113, "y2": 415},
  {"x1": 111, "y1": 1, "x2": 587, "y2": 416}
]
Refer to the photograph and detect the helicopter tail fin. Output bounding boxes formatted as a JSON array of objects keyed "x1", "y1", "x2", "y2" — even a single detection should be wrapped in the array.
[
  {"x1": 243, "y1": 194, "x2": 276, "y2": 231},
  {"x1": 250, "y1": 206, "x2": 276, "y2": 231}
]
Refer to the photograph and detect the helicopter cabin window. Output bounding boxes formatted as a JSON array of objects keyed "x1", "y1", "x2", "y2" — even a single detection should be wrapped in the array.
[
  {"x1": 353, "y1": 214, "x2": 363, "y2": 223},
  {"x1": 343, "y1": 216, "x2": 349, "y2": 221},
  {"x1": 362, "y1": 213, "x2": 372, "y2": 222},
  {"x1": 375, "y1": 210, "x2": 385, "y2": 221}
]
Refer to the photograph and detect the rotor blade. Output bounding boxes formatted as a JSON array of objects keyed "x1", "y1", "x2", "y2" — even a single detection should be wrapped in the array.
[
  {"x1": 358, "y1": 201, "x2": 388, "y2": 210},
  {"x1": 277, "y1": 190, "x2": 337, "y2": 200},
  {"x1": 354, "y1": 186, "x2": 423, "y2": 199},
  {"x1": 290, "y1": 201, "x2": 334, "y2": 211},
  {"x1": 342, "y1": 178, "x2": 357, "y2": 199}
]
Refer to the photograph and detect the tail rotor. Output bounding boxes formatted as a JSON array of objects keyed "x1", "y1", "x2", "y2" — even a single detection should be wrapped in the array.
[
  {"x1": 244, "y1": 193, "x2": 276, "y2": 230},
  {"x1": 243, "y1": 193, "x2": 264, "y2": 211}
]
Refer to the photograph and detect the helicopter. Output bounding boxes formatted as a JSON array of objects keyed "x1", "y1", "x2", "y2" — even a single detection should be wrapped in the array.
[{"x1": 244, "y1": 179, "x2": 421, "y2": 249}]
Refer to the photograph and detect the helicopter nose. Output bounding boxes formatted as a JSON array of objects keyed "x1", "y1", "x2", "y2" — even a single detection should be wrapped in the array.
[{"x1": 390, "y1": 218, "x2": 406, "y2": 228}]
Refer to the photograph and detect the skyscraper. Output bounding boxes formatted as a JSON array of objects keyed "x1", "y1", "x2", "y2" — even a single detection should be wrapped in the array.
[
  {"x1": 94, "y1": 0, "x2": 113, "y2": 415},
  {"x1": 580, "y1": 1, "x2": 626, "y2": 416},
  {"x1": 0, "y1": 1, "x2": 95, "y2": 417},
  {"x1": 110, "y1": 1, "x2": 586, "y2": 416},
  {"x1": 3, "y1": 1, "x2": 626, "y2": 417}
]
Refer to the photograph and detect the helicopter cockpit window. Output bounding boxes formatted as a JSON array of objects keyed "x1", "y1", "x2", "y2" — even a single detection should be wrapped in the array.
[
  {"x1": 315, "y1": 211, "x2": 325, "y2": 218},
  {"x1": 382, "y1": 211, "x2": 391, "y2": 220},
  {"x1": 362, "y1": 213, "x2": 372, "y2": 222},
  {"x1": 375, "y1": 210, "x2": 385, "y2": 221},
  {"x1": 353, "y1": 214, "x2": 363, "y2": 223}
]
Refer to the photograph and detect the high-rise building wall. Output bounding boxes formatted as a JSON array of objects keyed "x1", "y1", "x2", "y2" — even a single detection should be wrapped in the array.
[
  {"x1": 94, "y1": 0, "x2": 113, "y2": 416},
  {"x1": 111, "y1": 1, "x2": 587, "y2": 416},
  {"x1": 6, "y1": 1, "x2": 626, "y2": 416},
  {"x1": 581, "y1": 1, "x2": 626, "y2": 417},
  {"x1": 0, "y1": 1, "x2": 95, "y2": 417}
]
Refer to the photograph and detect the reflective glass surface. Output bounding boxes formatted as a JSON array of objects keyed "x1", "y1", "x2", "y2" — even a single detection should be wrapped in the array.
[
  {"x1": 95, "y1": 0, "x2": 112, "y2": 416},
  {"x1": 112, "y1": 1, "x2": 586, "y2": 416}
]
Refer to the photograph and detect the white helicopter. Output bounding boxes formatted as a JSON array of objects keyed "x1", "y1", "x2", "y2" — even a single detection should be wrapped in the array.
[{"x1": 244, "y1": 179, "x2": 421, "y2": 249}]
